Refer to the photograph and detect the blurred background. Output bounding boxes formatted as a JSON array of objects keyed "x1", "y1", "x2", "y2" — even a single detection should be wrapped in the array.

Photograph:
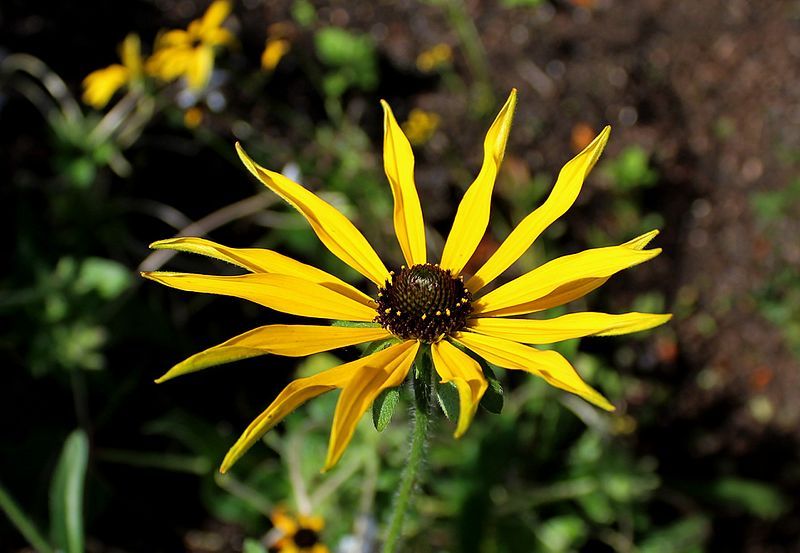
[{"x1": 2, "y1": 0, "x2": 799, "y2": 551}]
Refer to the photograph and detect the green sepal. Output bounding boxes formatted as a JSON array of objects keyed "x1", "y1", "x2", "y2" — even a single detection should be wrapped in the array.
[
  {"x1": 331, "y1": 320, "x2": 381, "y2": 328},
  {"x1": 478, "y1": 360, "x2": 504, "y2": 414},
  {"x1": 412, "y1": 345, "x2": 434, "y2": 412},
  {"x1": 361, "y1": 337, "x2": 399, "y2": 356},
  {"x1": 436, "y1": 380, "x2": 460, "y2": 422},
  {"x1": 372, "y1": 387, "x2": 401, "y2": 432}
]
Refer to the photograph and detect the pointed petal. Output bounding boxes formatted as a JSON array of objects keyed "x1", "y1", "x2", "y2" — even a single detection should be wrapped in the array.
[
  {"x1": 155, "y1": 29, "x2": 191, "y2": 48},
  {"x1": 468, "y1": 127, "x2": 611, "y2": 292},
  {"x1": 440, "y1": 89, "x2": 517, "y2": 274},
  {"x1": 237, "y1": 144, "x2": 390, "y2": 285},
  {"x1": 149, "y1": 236, "x2": 375, "y2": 307},
  {"x1": 511, "y1": 230, "x2": 661, "y2": 313},
  {"x1": 453, "y1": 331, "x2": 614, "y2": 411},
  {"x1": 473, "y1": 231, "x2": 661, "y2": 317},
  {"x1": 120, "y1": 34, "x2": 142, "y2": 76},
  {"x1": 220, "y1": 358, "x2": 356, "y2": 473},
  {"x1": 324, "y1": 340, "x2": 419, "y2": 471},
  {"x1": 381, "y1": 100, "x2": 427, "y2": 266},
  {"x1": 431, "y1": 340, "x2": 487, "y2": 438},
  {"x1": 141, "y1": 271, "x2": 377, "y2": 321},
  {"x1": 469, "y1": 312, "x2": 672, "y2": 344},
  {"x1": 155, "y1": 325, "x2": 391, "y2": 383},
  {"x1": 199, "y1": 0, "x2": 231, "y2": 33}
]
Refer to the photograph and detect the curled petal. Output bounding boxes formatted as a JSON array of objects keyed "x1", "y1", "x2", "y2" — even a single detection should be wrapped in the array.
[
  {"x1": 440, "y1": 89, "x2": 517, "y2": 275},
  {"x1": 469, "y1": 312, "x2": 672, "y2": 344},
  {"x1": 237, "y1": 144, "x2": 390, "y2": 285},
  {"x1": 468, "y1": 126, "x2": 611, "y2": 292},
  {"x1": 324, "y1": 340, "x2": 419, "y2": 470},
  {"x1": 155, "y1": 325, "x2": 391, "y2": 382},
  {"x1": 431, "y1": 340, "x2": 487, "y2": 437},
  {"x1": 474, "y1": 231, "x2": 661, "y2": 317},
  {"x1": 381, "y1": 100, "x2": 427, "y2": 266},
  {"x1": 149, "y1": 236, "x2": 374, "y2": 307},
  {"x1": 453, "y1": 331, "x2": 614, "y2": 411},
  {"x1": 141, "y1": 271, "x2": 377, "y2": 321}
]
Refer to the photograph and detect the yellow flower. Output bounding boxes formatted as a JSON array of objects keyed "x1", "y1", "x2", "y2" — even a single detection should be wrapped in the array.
[
  {"x1": 261, "y1": 38, "x2": 291, "y2": 72},
  {"x1": 269, "y1": 508, "x2": 328, "y2": 553},
  {"x1": 402, "y1": 108, "x2": 441, "y2": 146},
  {"x1": 82, "y1": 34, "x2": 143, "y2": 109},
  {"x1": 142, "y1": 89, "x2": 670, "y2": 473},
  {"x1": 416, "y1": 43, "x2": 453, "y2": 73},
  {"x1": 146, "y1": 0, "x2": 234, "y2": 92}
]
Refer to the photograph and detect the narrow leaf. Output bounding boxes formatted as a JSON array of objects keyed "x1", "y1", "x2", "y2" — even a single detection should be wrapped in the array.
[
  {"x1": 49, "y1": 429, "x2": 88, "y2": 553},
  {"x1": 436, "y1": 381, "x2": 460, "y2": 421},
  {"x1": 478, "y1": 361, "x2": 504, "y2": 414},
  {"x1": 372, "y1": 387, "x2": 401, "y2": 432}
]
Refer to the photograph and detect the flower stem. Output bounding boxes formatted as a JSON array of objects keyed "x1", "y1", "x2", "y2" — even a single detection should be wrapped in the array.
[{"x1": 382, "y1": 376, "x2": 430, "y2": 553}]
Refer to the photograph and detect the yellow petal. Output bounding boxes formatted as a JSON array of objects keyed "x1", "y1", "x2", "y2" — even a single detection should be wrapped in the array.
[
  {"x1": 440, "y1": 89, "x2": 517, "y2": 274},
  {"x1": 431, "y1": 340, "x2": 487, "y2": 438},
  {"x1": 82, "y1": 65, "x2": 129, "y2": 109},
  {"x1": 149, "y1": 236, "x2": 374, "y2": 307},
  {"x1": 324, "y1": 340, "x2": 419, "y2": 471},
  {"x1": 474, "y1": 232, "x2": 661, "y2": 317},
  {"x1": 468, "y1": 126, "x2": 611, "y2": 292},
  {"x1": 469, "y1": 312, "x2": 672, "y2": 344},
  {"x1": 270, "y1": 507, "x2": 299, "y2": 534},
  {"x1": 220, "y1": 358, "x2": 355, "y2": 473},
  {"x1": 155, "y1": 325, "x2": 391, "y2": 383},
  {"x1": 203, "y1": 27, "x2": 236, "y2": 48},
  {"x1": 187, "y1": 45, "x2": 214, "y2": 91},
  {"x1": 453, "y1": 331, "x2": 614, "y2": 411},
  {"x1": 381, "y1": 100, "x2": 427, "y2": 266},
  {"x1": 155, "y1": 29, "x2": 191, "y2": 49},
  {"x1": 120, "y1": 34, "x2": 143, "y2": 77},
  {"x1": 511, "y1": 230, "x2": 661, "y2": 313},
  {"x1": 236, "y1": 144, "x2": 390, "y2": 285},
  {"x1": 199, "y1": 0, "x2": 231, "y2": 34},
  {"x1": 141, "y1": 271, "x2": 376, "y2": 321}
]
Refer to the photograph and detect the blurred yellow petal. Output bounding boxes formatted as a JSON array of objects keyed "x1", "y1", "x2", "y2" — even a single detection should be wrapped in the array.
[
  {"x1": 149, "y1": 236, "x2": 375, "y2": 307},
  {"x1": 141, "y1": 272, "x2": 376, "y2": 321},
  {"x1": 474, "y1": 232, "x2": 661, "y2": 317},
  {"x1": 469, "y1": 312, "x2": 672, "y2": 344},
  {"x1": 431, "y1": 340, "x2": 487, "y2": 438},
  {"x1": 270, "y1": 507, "x2": 299, "y2": 534},
  {"x1": 120, "y1": 34, "x2": 143, "y2": 77},
  {"x1": 198, "y1": 0, "x2": 231, "y2": 35},
  {"x1": 324, "y1": 340, "x2": 419, "y2": 470},
  {"x1": 82, "y1": 65, "x2": 129, "y2": 109},
  {"x1": 468, "y1": 126, "x2": 611, "y2": 292},
  {"x1": 155, "y1": 325, "x2": 391, "y2": 383},
  {"x1": 453, "y1": 331, "x2": 614, "y2": 411},
  {"x1": 311, "y1": 545, "x2": 329, "y2": 553},
  {"x1": 204, "y1": 27, "x2": 236, "y2": 48},
  {"x1": 381, "y1": 100, "x2": 427, "y2": 266},
  {"x1": 237, "y1": 144, "x2": 390, "y2": 285},
  {"x1": 440, "y1": 89, "x2": 517, "y2": 274},
  {"x1": 221, "y1": 359, "x2": 356, "y2": 473},
  {"x1": 186, "y1": 45, "x2": 214, "y2": 91},
  {"x1": 261, "y1": 38, "x2": 290, "y2": 71},
  {"x1": 155, "y1": 29, "x2": 192, "y2": 48}
]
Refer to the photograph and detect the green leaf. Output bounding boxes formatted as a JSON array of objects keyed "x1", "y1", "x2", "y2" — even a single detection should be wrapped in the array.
[
  {"x1": 75, "y1": 257, "x2": 132, "y2": 299},
  {"x1": 638, "y1": 516, "x2": 710, "y2": 553},
  {"x1": 49, "y1": 429, "x2": 88, "y2": 553},
  {"x1": 436, "y1": 381, "x2": 460, "y2": 422},
  {"x1": 361, "y1": 337, "x2": 398, "y2": 356},
  {"x1": 707, "y1": 478, "x2": 789, "y2": 520},
  {"x1": 478, "y1": 361, "x2": 504, "y2": 414},
  {"x1": 243, "y1": 538, "x2": 268, "y2": 553},
  {"x1": 0, "y1": 480, "x2": 54, "y2": 553},
  {"x1": 372, "y1": 387, "x2": 401, "y2": 432}
]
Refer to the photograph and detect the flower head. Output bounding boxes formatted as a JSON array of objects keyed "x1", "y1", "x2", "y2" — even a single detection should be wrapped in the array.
[
  {"x1": 146, "y1": 0, "x2": 234, "y2": 92},
  {"x1": 269, "y1": 508, "x2": 328, "y2": 553},
  {"x1": 82, "y1": 34, "x2": 143, "y2": 109},
  {"x1": 143, "y1": 89, "x2": 670, "y2": 473}
]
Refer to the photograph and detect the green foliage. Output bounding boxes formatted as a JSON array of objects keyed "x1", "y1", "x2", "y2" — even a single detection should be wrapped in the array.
[
  {"x1": 373, "y1": 387, "x2": 402, "y2": 431},
  {"x1": 49, "y1": 430, "x2": 88, "y2": 553},
  {"x1": 604, "y1": 146, "x2": 659, "y2": 191},
  {"x1": 314, "y1": 27, "x2": 378, "y2": 99}
]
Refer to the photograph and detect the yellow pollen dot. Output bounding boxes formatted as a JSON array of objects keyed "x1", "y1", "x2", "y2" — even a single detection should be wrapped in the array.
[
  {"x1": 384, "y1": 308, "x2": 392, "y2": 314},
  {"x1": 396, "y1": 310, "x2": 402, "y2": 316},
  {"x1": 436, "y1": 310, "x2": 442, "y2": 316},
  {"x1": 421, "y1": 314, "x2": 427, "y2": 320},
  {"x1": 445, "y1": 308, "x2": 451, "y2": 316}
]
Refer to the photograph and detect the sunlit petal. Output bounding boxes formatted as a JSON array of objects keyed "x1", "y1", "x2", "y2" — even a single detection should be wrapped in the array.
[
  {"x1": 155, "y1": 325, "x2": 391, "y2": 382},
  {"x1": 440, "y1": 89, "x2": 517, "y2": 274},
  {"x1": 198, "y1": 0, "x2": 231, "y2": 34},
  {"x1": 237, "y1": 144, "x2": 390, "y2": 285},
  {"x1": 186, "y1": 44, "x2": 214, "y2": 91},
  {"x1": 469, "y1": 312, "x2": 672, "y2": 344},
  {"x1": 150, "y1": 236, "x2": 374, "y2": 307},
  {"x1": 474, "y1": 231, "x2": 661, "y2": 317},
  {"x1": 324, "y1": 340, "x2": 419, "y2": 471},
  {"x1": 431, "y1": 340, "x2": 487, "y2": 437},
  {"x1": 141, "y1": 271, "x2": 376, "y2": 321},
  {"x1": 453, "y1": 331, "x2": 614, "y2": 411},
  {"x1": 468, "y1": 126, "x2": 611, "y2": 292},
  {"x1": 381, "y1": 100, "x2": 427, "y2": 266}
]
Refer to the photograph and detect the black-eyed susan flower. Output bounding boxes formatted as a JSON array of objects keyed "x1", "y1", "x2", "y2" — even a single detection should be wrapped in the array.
[
  {"x1": 146, "y1": 0, "x2": 234, "y2": 92},
  {"x1": 268, "y1": 508, "x2": 328, "y2": 553},
  {"x1": 82, "y1": 34, "x2": 143, "y2": 109},
  {"x1": 143, "y1": 89, "x2": 670, "y2": 473}
]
